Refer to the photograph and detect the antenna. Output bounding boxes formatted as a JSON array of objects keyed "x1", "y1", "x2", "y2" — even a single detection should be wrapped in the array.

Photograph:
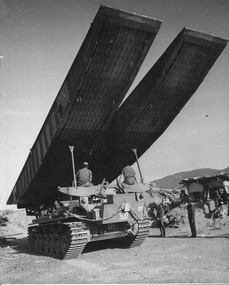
[
  {"x1": 0, "y1": 56, "x2": 3, "y2": 96},
  {"x1": 132, "y1": 148, "x2": 144, "y2": 183},
  {"x1": 69, "y1": 146, "x2": 77, "y2": 188}
]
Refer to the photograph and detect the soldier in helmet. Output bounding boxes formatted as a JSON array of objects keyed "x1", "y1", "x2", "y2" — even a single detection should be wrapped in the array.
[{"x1": 122, "y1": 161, "x2": 137, "y2": 185}]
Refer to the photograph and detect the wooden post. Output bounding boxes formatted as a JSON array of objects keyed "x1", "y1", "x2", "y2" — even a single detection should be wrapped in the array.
[
  {"x1": 69, "y1": 146, "x2": 76, "y2": 200},
  {"x1": 132, "y1": 148, "x2": 144, "y2": 183}
]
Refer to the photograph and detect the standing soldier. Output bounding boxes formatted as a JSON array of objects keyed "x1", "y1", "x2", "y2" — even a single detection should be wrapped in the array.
[
  {"x1": 187, "y1": 200, "x2": 196, "y2": 237},
  {"x1": 180, "y1": 190, "x2": 188, "y2": 204},
  {"x1": 157, "y1": 203, "x2": 166, "y2": 237}
]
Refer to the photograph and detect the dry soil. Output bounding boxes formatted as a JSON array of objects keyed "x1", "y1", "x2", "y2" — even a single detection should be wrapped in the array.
[{"x1": 0, "y1": 210, "x2": 229, "y2": 284}]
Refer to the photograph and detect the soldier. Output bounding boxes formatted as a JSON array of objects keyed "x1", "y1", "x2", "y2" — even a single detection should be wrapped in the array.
[
  {"x1": 75, "y1": 162, "x2": 93, "y2": 186},
  {"x1": 180, "y1": 189, "x2": 188, "y2": 204},
  {"x1": 218, "y1": 188, "x2": 228, "y2": 204},
  {"x1": 187, "y1": 200, "x2": 196, "y2": 237},
  {"x1": 157, "y1": 203, "x2": 166, "y2": 237},
  {"x1": 122, "y1": 162, "x2": 137, "y2": 185}
]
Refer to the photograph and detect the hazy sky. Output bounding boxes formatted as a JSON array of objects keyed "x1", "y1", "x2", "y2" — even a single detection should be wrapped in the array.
[{"x1": 0, "y1": 0, "x2": 229, "y2": 208}]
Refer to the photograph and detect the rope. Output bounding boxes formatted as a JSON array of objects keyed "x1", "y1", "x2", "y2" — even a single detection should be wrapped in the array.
[{"x1": 63, "y1": 205, "x2": 123, "y2": 222}]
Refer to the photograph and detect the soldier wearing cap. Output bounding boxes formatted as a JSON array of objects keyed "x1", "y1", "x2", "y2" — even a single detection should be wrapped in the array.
[{"x1": 75, "y1": 162, "x2": 93, "y2": 186}]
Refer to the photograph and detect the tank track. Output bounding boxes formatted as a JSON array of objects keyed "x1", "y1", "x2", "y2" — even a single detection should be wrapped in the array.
[
  {"x1": 124, "y1": 219, "x2": 151, "y2": 248},
  {"x1": 28, "y1": 221, "x2": 89, "y2": 259},
  {"x1": 130, "y1": 219, "x2": 151, "y2": 247}
]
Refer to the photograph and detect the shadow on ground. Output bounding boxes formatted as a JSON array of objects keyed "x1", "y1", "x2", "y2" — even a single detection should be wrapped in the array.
[
  {"x1": 83, "y1": 238, "x2": 128, "y2": 254},
  {"x1": 148, "y1": 233, "x2": 229, "y2": 239},
  {"x1": 0, "y1": 234, "x2": 129, "y2": 258},
  {"x1": 0, "y1": 236, "x2": 45, "y2": 258},
  {"x1": 1, "y1": 228, "x2": 228, "y2": 260}
]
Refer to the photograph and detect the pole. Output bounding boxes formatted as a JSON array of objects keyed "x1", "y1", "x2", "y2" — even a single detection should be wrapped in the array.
[
  {"x1": 132, "y1": 148, "x2": 144, "y2": 183},
  {"x1": 69, "y1": 146, "x2": 77, "y2": 188},
  {"x1": 0, "y1": 56, "x2": 3, "y2": 97}
]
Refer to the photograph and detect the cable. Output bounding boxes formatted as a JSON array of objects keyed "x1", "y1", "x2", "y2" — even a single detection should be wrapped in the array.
[{"x1": 64, "y1": 204, "x2": 124, "y2": 222}]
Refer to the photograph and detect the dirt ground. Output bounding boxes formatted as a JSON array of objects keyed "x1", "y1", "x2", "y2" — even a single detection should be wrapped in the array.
[{"x1": 0, "y1": 210, "x2": 229, "y2": 284}]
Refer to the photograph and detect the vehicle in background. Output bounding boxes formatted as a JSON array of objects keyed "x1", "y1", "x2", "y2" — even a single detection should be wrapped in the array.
[{"x1": 180, "y1": 173, "x2": 229, "y2": 217}]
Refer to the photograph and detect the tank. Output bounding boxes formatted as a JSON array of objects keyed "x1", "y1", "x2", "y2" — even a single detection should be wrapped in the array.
[
  {"x1": 27, "y1": 176, "x2": 151, "y2": 259},
  {"x1": 7, "y1": 6, "x2": 228, "y2": 259}
]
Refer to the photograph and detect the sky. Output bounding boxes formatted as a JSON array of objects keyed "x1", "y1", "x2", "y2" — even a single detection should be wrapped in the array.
[{"x1": 0, "y1": 0, "x2": 229, "y2": 209}]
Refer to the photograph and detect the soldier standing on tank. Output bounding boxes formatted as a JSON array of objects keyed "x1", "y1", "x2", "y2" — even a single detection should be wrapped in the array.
[
  {"x1": 122, "y1": 162, "x2": 137, "y2": 185},
  {"x1": 75, "y1": 162, "x2": 93, "y2": 186},
  {"x1": 187, "y1": 200, "x2": 196, "y2": 237}
]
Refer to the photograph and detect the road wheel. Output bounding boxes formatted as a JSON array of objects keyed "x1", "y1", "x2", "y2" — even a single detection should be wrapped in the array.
[
  {"x1": 43, "y1": 234, "x2": 49, "y2": 254},
  {"x1": 49, "y1": 234, "x2": 55, "y2": 256},
  {"x1": 34, "y1": 233, "x2": 39, "y2": 252},
  {"x1": 54, "y1": 233, "x2": 61, "y2": 256},
  {"x1": 37, "y1": 234, "x2": 43, "y2": 252},
  {"x1": 28, "y1": 232, "x2": 35, "y2": 251},
  {"x1": 60, "y1": 233, "x2": 70, "y2": 258}
]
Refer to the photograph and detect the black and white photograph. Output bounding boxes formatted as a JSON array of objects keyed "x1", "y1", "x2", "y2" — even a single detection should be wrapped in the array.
[{"x1": 0, "y1": 0, "x2": 229, "y2": 283}]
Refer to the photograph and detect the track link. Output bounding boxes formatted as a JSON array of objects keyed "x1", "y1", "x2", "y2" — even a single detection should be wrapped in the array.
[
  {"x1": 63, "y1": 222, "x2": 89, "y2": 259},
  {"x1": 130, "y1": 219, "x2": 151, "y2": 247},
  {"x1": 124, "y1": 219, "x2": 151, "y2": 248}
]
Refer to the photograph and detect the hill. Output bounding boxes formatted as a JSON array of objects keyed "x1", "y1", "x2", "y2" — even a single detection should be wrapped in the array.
[{"x1": 154, "y1": 166, "x2": 229, "y2": 189}]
